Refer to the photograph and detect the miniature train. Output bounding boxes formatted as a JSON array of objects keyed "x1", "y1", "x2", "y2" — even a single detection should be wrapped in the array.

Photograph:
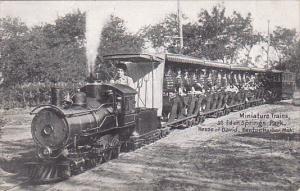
[{"x1": 26, "y1": 53, "x2": 296, "y2": 183}]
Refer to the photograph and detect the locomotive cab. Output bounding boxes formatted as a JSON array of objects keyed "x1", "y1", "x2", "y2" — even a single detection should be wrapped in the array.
[
  {"x1": 103, "y1": 54, "x2": 164, "y2": 136},
  {"x1": 108, "y1": 84, "x2": 137, "y2": 127}
]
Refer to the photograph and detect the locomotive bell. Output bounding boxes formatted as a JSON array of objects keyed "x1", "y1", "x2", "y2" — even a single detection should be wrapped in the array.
[{"x1": 72, "y1": 92, "x2": 87, "y2": 107}]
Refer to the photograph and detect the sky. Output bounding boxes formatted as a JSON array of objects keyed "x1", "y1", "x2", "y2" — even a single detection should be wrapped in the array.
[
  {"x1": 0, "y1": 0, "x2": 299, "y2": 34},
  {"x1": 0, "y1": 0, "x2": 299, "y2": 68}
]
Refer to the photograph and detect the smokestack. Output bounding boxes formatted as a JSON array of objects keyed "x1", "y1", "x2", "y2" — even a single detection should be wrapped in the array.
[
  {"x1": 87, "y1": 71, "x2": 96, "y2": 83},
  {"x1": 50, "y1": 86, "x2": 63, "y2": 107}
]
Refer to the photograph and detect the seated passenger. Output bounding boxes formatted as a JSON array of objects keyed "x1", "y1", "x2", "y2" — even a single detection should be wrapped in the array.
[
  {"x1": 245, "y1": 72, "x2": 251, "y2": 83},
  {"x1": 163, "y1": 66, "x2": 175, "y2": 93},
  {"x1": 237, "y1": 72, "x2": 242, "y2": 84},
  {"x1": 248, "y1": 79, "x2": 256, "y2": 91},
  {"x1": 257, "y1": 80, "x2": 264, "y2": 89},
  {"x1": 200, "y1": 69, "x2": 206, "y2": 84},
  {"x1": 241, "y1": 72, "x2": 246, "y2": 84},
  {"x1": 110, "y1": 63, "x2": 134, "y2": 89},
  {"x1": 226, "y1": 72, "x2": 232, "y2": 85},
  {"x1": 243, "y1": 81, "x2": 250, "y2": 91},
  {"x1": 175, "y1": 69, "x2": 186, "y2": 96},
  {"x1": 205, "y1": 71, "x2": 213, "y2": 93},
  {"x1": 216, "y1": 71, "x2": 223, "y2": 91},
  {"x1": 211, "y1": 83, "x2": 219, "y2": 93},
  {"x1": 225, "y1": 82, "x2": 239, "y2": 93},
  {"x1": 210, "y1": 71, "x2": 219, "y2": 93},
  {"x1": 182, "y1": 69, "x2": 192, "y2": 94},
  {"x1": 234, "y1": 72, "x2": 241, "y2": 88},
  {"x1": 237, "y1": 72, "x2": 245, "y2": 89},
  {"x1": 193, "y1": 70, "x2": 205, "y2": 95},
  {"x1": 230, "y1": 71, "x2": 237, "y2": 86},
  {"x1": 221, "y1": 72, "x2": 228, "y2": 90}
]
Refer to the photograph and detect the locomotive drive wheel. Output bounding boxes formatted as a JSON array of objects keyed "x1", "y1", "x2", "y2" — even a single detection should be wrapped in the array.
[
  {"x1": 98, "y1": 134, "x2": 120, "y2": 163},
  {"x1": 110, "y1": 135, "x2": 120, "y2": 159},
  {"x1": 98, "y1": 135, "x2": 113, "y2": 163}
]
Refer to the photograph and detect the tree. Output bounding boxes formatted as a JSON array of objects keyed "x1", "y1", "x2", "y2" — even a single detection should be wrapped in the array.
[
  {"x1": 0, "y1": 12, "x2": 88, "y2": 109},
  {"x1": 184, "y1": 5, "x2": 261, "y2": 63},
  {"x1": 226, "y1": 12, "x2": 263, "y2": 65},
  {"x1": 270, "y1": 27, "x2": 298, "y2": 69},
  {"x1": 142, "y1": 13, "x2": 181, "y2": 53},
  {"x1": 36, "y1": 10, "x2": 87, "y2": 83},
  {"x1": 237, "y1": 32, "x2": 263, "y2": 66},
  {"x1": 55, "y1": 9, "x2": 86, "y2": 46},
  {"x1": 269, "y1": 27, "x2": 300, "y2": 82},
  {"x1": 289, "y1": 40, "x2": 300, "y2": 86},
  {"x1": 0, "y1": 10, "x2": 87, "y2": 87},
  {"x1": 96, "y1": 15, "x2": 144, "y2": 81},
  {"x1": 289, "y1": 40, "x2": 300, "y2": 74},
  {"x1": 143, "y1": 4, "x2": 262, "y2": 64},
  {"x1": 98, "y1": 15, "x2": 144, "y2": 56},
  {"x1": 179, "y1": 5, "x2": 231, "y2": 61},
  {"x1": 0, "y1": 17, "x2": 29, "y2": 87}
]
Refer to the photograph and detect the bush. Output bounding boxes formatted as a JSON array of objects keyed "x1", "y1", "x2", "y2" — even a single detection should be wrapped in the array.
[{"x1": 0, "y1": 82, "x2": 84, "y2": 109}]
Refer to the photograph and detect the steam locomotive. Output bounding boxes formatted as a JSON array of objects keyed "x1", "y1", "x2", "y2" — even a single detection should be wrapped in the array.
[{"x1": 26, "y1": 53, "x2": 296, "y2": 183}]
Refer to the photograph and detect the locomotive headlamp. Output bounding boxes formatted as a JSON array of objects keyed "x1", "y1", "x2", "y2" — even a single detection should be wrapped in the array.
[{"x1": 37, "y1": 147, "x2": 52, "y2": 158}]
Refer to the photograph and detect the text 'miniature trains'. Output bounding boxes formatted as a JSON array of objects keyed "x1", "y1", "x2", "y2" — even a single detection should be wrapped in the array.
[{"x1": 26, "y1": 53, "x2": 296, "y2": 183}]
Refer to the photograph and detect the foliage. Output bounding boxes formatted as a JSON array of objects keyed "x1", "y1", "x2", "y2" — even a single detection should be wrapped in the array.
[
  {"x1": 188, "y1": 5, "x2": 230, "y2": 61},
  {"x1": 55, "y1": 10, "x2": 86, "y2": 46},
  {"x1": 96, "y1": 15, "x2": 144, "y2": 81},
  {"x1": 98, "y1": 15, "x2": 144, "y2": 56},
  {"x1": 0, "y1": 11, "x2": 87, "y2": 108},
  {"x1": 270, "y1": 27, "x2": 299, "y2": 70},
  {"x1": 0, "y1": 17, "x2": 29, "y2": 87},
  {"x1": 269, "y1": 27, "x2": 300, "y2": 86},
  {"x1": 141, "y1": 13, "x2": 181, "y2": 53},
  {"x1": 143, "y1": 5, "x2": 263, "y2": 65},
  {"x1": 185, "y1": 5, "x2": 261, "y2": 64},
  {"x1": 0, "y1": 10, "x2": 87, "y2": 87},
  {"x1": 0, "y1": 7, "x2": 299, "y2": 109},
  {"x1": 39, "y1": 10, "x2": 87, "y2": 82},
  {"x1": 0, "y1": 82, "x2": 83, "y2": 109}
]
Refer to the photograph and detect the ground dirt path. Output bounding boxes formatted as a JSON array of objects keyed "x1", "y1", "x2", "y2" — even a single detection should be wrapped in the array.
[{"x1": 1, "y1": 102, "x2": 300, "y2": 191}]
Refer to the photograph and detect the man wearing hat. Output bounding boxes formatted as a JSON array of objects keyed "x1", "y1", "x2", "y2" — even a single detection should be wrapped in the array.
[{"x1": 110, "y1": 62, "x2": 134, "y2": 89}]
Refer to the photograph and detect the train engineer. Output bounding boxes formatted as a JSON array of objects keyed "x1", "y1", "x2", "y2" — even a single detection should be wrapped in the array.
[{"x1": 110, "y1": 62, "x2": 134, "y2": 89}]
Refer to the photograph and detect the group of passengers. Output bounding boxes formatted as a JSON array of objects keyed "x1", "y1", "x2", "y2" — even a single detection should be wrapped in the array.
[
  {"x1": 163, "y1": 67, "x2": 263, "y2": 96},
  {"x1": 109, "y1": 63, "x2": 264, "y2": 98}
]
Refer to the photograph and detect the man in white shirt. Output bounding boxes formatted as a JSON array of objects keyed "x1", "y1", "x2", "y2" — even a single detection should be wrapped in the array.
[{"x1": 110, "y1": 63, "x2": 134, "y2": 89}]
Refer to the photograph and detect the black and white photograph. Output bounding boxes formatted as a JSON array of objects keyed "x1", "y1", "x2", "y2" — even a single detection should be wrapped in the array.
[{"x1": 0, "y1": 1, "x2": 299, "y2": 190}]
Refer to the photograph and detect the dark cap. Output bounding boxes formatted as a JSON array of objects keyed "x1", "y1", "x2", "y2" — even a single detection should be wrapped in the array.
[{"x1": 115, "y1": 62, "x2": 128, "y2": 71}]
